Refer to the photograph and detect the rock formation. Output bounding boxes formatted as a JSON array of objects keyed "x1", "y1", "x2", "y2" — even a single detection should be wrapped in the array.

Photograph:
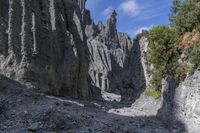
[
  {"x1": 174, "y1": 70, "x2": 200, "y2": 132},
  {"x1": 157, "y1": 76, "x2": 177, "y2": 127},
  {"x1": 86, "y1": 11, "x2": 145, "y2": 101},
  {"x1": 158, "y1": 70, "x2": 200, "y2": 132},
  {"x1": 139, "y1": 37, "x2": 151, "y2": 87},
  {"x1": 0, "y1": 0, "x2": 145, "y2": 100},
  {"x1": 0, "y1": 0, "x2": 90, "y2": 98}
]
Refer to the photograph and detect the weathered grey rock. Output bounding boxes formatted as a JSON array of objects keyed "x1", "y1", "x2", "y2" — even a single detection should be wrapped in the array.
[
  {"x1": 87, "y1": 10, "x2": 145, "y2": 101},
  {"x1": 158, "y1": 70, "x2": 200, "y2": 132},
  {"x1": 157, "y1": 75, "x2": 176, "y2": 127},
  {"x1": 0, "y1": 0, "x2": 146, "y2": 101},
  {"x1": 139, "y1": 37, "x2": 151, "y2": 87},
  {"x1": 174, "y1": 70, "x2": 200, "y2": 132},
  {"x1": 105, "y1": 10, "x2": 119, "y2": 49},
  {"x1": 0, "y1": 0, "x2": 90, "y2": 98}
]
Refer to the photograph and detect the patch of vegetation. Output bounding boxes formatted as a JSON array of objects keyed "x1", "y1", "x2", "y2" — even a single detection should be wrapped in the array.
[
  {"x1": 189, "y1": 41, "x2": 200, "y2": 69},
  {"x1": 170, "y1": 0, "x2": 200, "y2": 35},
  {"x1": 136, "y1": 30, "x2": 149, "y2": 40},
  {"x1": 174, "y1": 63, "x2": 192, "y2": 81},
  {"x1": 145, "y1": 87, "x2": 161, "y2": 99},
  {"x1": 147, "y1": 25, "x2": 177, "y2": 91}
]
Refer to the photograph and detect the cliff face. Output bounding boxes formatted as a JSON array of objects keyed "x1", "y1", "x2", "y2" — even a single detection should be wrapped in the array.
[
  {"x1": 139, "y1": 37, "x2": 151, "y2": 87},
  {"x1": 86, "y1": 11, "x2": 145, "y2": 101},
  {"x1": 158, "y1": 70, "x2": 200, "y2": 132},
  {"x1": 174, "y1": 70, "x2": 200, "y2": 132},
  {"x1": 0, "y1": 0, "x2": 90, "y2": 98},
  {"x1": 0, "y1": 0, "x2": 145, "y2": 100}
]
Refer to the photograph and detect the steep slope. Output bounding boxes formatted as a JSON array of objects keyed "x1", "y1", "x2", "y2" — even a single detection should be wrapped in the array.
[{"x1": 0, "y1": 0, "x2": 90, "y2": 98}]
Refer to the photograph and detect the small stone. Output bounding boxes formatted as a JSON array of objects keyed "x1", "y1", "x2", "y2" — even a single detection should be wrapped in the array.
[
  {"x1": 55, "y1": 102, "x2": 60, "y2": 106},
  {"x1": 88, "y1": 128, "x2": 93, "y2": 132},
  {"x1": 28, "y1": 123, "x2": 39, "y2": 132},
  {"x1": 17, "y1": 99, "x2": 22, "y2": 102},
  {"x1": 24, "y1": 110, "x2": 28, "y2": 114},
  {"x1": 110, "y1": 130, "x2": 117, "y2": 133},
  {"x1": 24, "y1": 93, "x2": 31, "y2": 97}
]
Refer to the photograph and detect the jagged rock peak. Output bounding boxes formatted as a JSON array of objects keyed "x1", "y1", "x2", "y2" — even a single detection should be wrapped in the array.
[
  {"x1": 97, "y1": 21, "x2": 105, "y2": 33},
  {"x1": 110, "y1": 10, "x2": 117, "y2": 21},
  {"x1": 105, "y1": 10, "x2": 119, "y2": 49},
  {"x1": 106, "y1": 10, "x2": 117, "y2": 30}
]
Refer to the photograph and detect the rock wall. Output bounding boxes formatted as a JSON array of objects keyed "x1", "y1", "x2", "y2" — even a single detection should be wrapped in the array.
[
  {"x1": 86, "y1": 11, "x2": 145, "y2": 101},
  {"x1": 174, "y1": 70, "x2": 200, "y2": 132},
  {"x1": 139, "y1": 37, "x2": 151, "y2": 87},
  {"x1": 0, "y1": 0, "x2": 90, "y2": 98},
  {"x1": 157, "y1": 76, "x2": 177, "y2": 127},
  {"x1": 0, "y1": 0, "x2": 146, "y2": 100},
  {"x1": 158, "y1": 70, "x2": 200, "y2": 132}
]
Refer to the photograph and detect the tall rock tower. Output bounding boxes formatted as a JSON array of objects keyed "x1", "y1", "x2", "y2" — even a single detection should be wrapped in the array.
[
  {"x1": 105, "y1": 10, "x2": 120, "y2": 49},
  {"x1": 0, "y1": 0, "x2": 90, "y2": 99}
]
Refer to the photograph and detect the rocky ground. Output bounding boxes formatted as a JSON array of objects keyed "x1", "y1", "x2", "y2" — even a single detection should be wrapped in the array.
[{"x1": 0, "y1": 75, "x2": 183, "y2": 133}]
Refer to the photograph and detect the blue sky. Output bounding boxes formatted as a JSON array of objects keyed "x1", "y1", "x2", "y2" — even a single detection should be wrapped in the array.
[{"x1": 86, "y1": 0, "x2": 172, "y2": 37}]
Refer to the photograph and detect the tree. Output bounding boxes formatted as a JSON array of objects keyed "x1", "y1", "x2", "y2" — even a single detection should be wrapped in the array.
[
  {"x1": 169, "y1": 0, "x2": 182, "y2": 22},
  {"x1": 147, "y1": 26, "x2": 176, "y2": 90},
  {"x1": 171, "y1": 0, "x2": 200, "y2": 35},
  {"x1": 189, "y1": 41, "x2": 200, "y2": 69}
]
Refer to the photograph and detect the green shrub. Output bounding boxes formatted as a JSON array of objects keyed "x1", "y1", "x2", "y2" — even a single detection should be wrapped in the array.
[
  {"x1": 145, "y1": 87, "x2": 161, "y2": 99},
  {"x1": 174, "y1": 63, "x2": 191, "y2": 82},
  {"x1": 136, "y1": 30, "x2": 149, "y2": 40},
  {"x1": 171, "y1": 0, "x2": 200, "y2": 35},
  {"x1": 189, "y1": 41, "x2": 200, "y2": 69},
  {"x1": 147, "y1": 25, "x2": 176, "y2": 90}
]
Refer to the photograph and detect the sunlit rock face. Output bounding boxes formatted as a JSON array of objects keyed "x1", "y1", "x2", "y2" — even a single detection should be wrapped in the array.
[
  {"x1": 158, "y1": 70, "x2": 200, "y2": 133},
  {"x1": 174, "y1": 70, "x2": 200, "y2": 132},
  {"x1": 86, "y1": 11, "x2": 146, "y2": 101},
  {"x1": 139, "y1": 37, "x2": 151, "y2": 87},
  {"x1": 0, "y1": 0, "x2": 90, "y2": 98}
]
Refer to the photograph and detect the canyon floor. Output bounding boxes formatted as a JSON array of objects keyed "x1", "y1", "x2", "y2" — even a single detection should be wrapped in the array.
[{"x1": 0, "y1": 75, "x2": 183, "y2": 133}]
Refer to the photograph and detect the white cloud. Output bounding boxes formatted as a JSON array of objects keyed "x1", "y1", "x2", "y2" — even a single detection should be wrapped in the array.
[
  {"x1": 134, "y1": 25, "x2": 154, "y2": 35},
  {"x1": 118, "y1": 0, "x2": 140, "y2": 17},
  {"x1": 86, "y1": 0, "x2": 101, "y2": 10},
  {"x1": 102, "y1": 6, "x2": 114, "y2": 17}
]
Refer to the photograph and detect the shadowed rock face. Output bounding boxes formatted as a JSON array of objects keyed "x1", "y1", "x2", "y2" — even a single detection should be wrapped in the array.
[
  {"x1": 0, "y1": 0, "x2": 90, "y2": 98},
  {"x1": 0, "y1": 1, "x2": 145, "y2": 100},
  {"x1": 86, "y1": 11, "x2": 145, "y2": 101}
]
